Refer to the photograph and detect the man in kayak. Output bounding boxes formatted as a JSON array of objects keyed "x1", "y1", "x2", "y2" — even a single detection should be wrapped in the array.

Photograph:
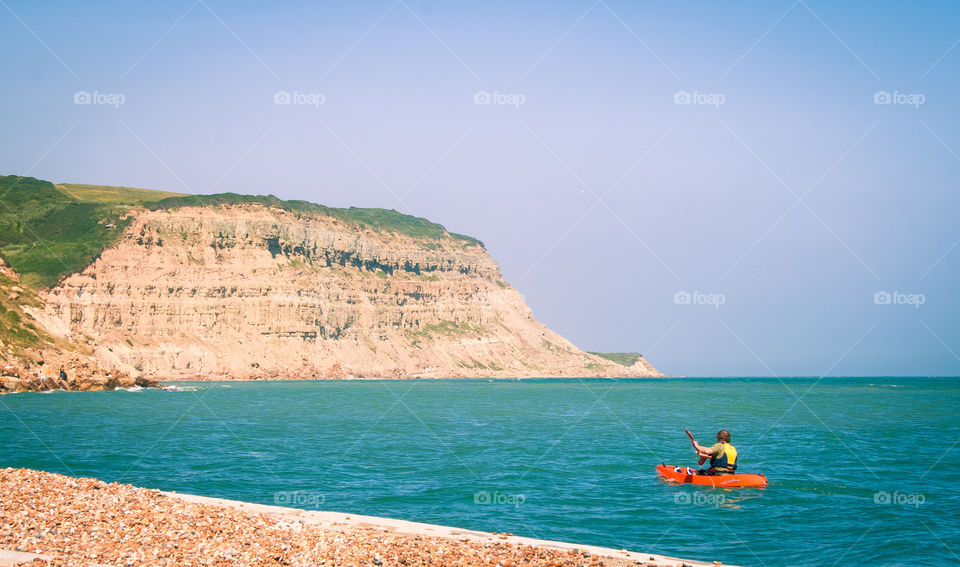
[{"x1": 691, "y1": 430, "x2": 738, "y2": 475}]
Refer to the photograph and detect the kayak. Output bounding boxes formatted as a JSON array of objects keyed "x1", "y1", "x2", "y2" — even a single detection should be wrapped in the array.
[{"x1": 657, "y1": 463, "x2": 768, "y2": 488}]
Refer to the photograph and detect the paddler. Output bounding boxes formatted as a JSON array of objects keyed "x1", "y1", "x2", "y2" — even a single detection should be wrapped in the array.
[{"x1": 691, "y1": 429, "x2": 738, "y2": 475}]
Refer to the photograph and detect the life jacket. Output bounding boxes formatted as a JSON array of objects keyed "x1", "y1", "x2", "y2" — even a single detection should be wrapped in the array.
[{"x1": 710, "y1": 443, "x2": 737, "y2": 473}]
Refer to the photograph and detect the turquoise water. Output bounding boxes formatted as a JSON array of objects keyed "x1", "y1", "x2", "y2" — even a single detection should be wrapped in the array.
[{"x1": 1, "y1": 377, "x2": 958, "y2": 566}]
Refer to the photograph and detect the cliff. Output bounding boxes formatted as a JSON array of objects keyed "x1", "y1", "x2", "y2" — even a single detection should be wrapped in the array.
[
  {"x1": 0, "y1": 259, "x2": 157, "y2": 392},
  {"x1": 36, "y1": 203, "x2": 661, "y2": 379},
  {"x1": 0, "y1": 174, "x2": 662, "y2": 380}
]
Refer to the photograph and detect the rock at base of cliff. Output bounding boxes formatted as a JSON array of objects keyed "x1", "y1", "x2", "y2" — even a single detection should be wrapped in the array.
[{"x1": 0, "y1": 348, "x2": 159, "y2": 393}]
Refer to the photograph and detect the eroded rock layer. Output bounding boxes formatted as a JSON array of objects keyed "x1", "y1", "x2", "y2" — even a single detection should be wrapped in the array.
[{"x1": 41, "y1": 205, "x2": 661, "y2": 379}]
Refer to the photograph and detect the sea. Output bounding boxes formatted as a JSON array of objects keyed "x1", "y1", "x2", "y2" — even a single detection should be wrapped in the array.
[{"x1": 2, "y1": 377, "x2": 958, "y2": 566}]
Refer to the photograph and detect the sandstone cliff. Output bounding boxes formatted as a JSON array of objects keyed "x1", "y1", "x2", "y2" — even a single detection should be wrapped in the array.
[
  {"x1": 0, "y1": 259, "x2": 158, "y2": 393},
  {"x1": 38, "y1": 204, "x2": 662, "y2": 380}
]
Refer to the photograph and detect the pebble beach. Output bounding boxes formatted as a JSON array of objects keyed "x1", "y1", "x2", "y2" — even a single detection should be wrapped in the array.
[{"x1": 0, "y1": 468, "x2": 719, "y2": 567}]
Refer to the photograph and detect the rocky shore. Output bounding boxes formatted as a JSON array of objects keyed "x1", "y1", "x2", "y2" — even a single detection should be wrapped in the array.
[
  {"x1": 0, "y1": 468, "x2": 718, "y2": 567},
  {"x1": 0, "y1": 353, "x2": 158, "y2": 393}
]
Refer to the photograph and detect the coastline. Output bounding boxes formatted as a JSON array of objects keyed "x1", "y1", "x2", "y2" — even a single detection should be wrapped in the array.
[
  {"x1": 161, "y1": 491, "x2": 725, "y2": 567},
  {"x1": 1, "y1": 468, "x2": 727, "y2": 567},
  {"x1": 0, "y1": 375, "x2": 662, "y2": 394}
]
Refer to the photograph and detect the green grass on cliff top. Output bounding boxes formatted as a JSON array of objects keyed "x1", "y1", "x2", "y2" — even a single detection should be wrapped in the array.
[
  {"x1": 0, "y1": 176, "x2": 133, "y2": 288},
  {"x1": 57, "y1": 183, "x2": 189, "y2": 204},
  {"x1": 588, "y1": 352, "x2": 644, "y2": 366},
  {"x1": 0, "y1": 175, "x2": 483, "y2": 288},
  {"x1": 146, "y1": 193, "x2": 483, "y2": 246}
]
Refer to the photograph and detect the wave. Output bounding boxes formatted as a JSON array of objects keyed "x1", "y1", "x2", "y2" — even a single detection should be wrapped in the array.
[{"x1": 162, "y1": 385, "x2": 198, "y2": 392}]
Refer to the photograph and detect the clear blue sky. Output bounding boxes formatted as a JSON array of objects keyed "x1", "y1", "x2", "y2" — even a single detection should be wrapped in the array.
[{"x1": 2, "y1": 1, "x2": 958, "y2": 376}]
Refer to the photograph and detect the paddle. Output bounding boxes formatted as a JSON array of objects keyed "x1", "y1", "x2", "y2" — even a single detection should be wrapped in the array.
[{"x1": 685, "y1": 429, "x2": 708, "y2": 466}]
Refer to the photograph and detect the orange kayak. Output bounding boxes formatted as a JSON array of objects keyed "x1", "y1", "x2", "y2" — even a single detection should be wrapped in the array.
[{"x1": 657, "y1": 463, "x2": 768, "y2": 488}]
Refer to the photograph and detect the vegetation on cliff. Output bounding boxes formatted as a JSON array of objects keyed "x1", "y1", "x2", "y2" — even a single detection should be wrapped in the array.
[
  {"x1": 0, "y1": 175, "x2": 483, "y2": 289},
  {"x1": 0, "y1": 268, "x2": 53, "y2": 353},
  {"x1": 588, "y1": 352, "x2": 645, "y2": 366},
  {"x1": 57, "y1": 183, "x2": 189, "y2": 204},
  {"x1": 147, "y1": 193, "x2": 483, "y2": 246},
  {"x1": 0, "y1": 176, "x2": 135, "y2": 288}
]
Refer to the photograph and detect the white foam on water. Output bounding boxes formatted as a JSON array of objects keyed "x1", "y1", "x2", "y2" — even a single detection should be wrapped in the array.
[{"x1": 162, "y1": 385, "x2": 198, "y2": 392}]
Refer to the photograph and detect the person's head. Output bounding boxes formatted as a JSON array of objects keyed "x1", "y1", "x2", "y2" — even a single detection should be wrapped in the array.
[{"x1": 716, "y1": 430, "x2": 731, "y2": 443}]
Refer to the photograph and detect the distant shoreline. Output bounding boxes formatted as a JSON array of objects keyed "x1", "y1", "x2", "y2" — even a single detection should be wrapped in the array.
[
  {"x1": 152, "y1": 375, "x2": 957, "y2": 382},
  {"x1": 6, "y1": 375, "x2": 951, "y2": 394}
]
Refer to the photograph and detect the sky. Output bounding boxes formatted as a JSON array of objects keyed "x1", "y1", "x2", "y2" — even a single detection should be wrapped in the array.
[{"x1": 1, "y1": 0, "x2": 958, "y2": 377}]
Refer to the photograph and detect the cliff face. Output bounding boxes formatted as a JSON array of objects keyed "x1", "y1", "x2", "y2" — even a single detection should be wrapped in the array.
[
  {"x1": 0, "y1": 259, "x2": 158, "y2": 393},
  {"x1": 40, "y1": 205, "x2": 662, "y2": 379}
]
